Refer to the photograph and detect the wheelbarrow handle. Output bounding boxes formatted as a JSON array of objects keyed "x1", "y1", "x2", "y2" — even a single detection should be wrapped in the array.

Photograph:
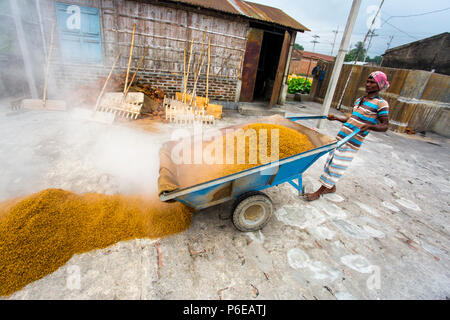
[
  {"x1": 335, "y1": 128, "x2": 360, "y2": 148},
  {"x1": 286, "y1": 115, "x2": 361, "y2": 149},
  {"x1": 286, "y1": 115, "x2": 327, "y2": 121}
]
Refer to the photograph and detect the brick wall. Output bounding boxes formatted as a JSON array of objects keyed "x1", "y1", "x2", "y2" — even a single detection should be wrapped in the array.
[
  {"x1": 52, "y1": 64, "x2": 238, "y2": 102},
  {"x1": 289, "y1": 58, "x2": 317, "y2": 76},
  {"x1": 40, "y1": 0, "x2": 246, "y2": 104}
]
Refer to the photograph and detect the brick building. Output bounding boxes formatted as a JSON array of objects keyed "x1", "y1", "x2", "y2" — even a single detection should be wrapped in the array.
[
  {"x1": 289, "y1": 49, "x2": 334, "y2": 76},
  {"x1": 1, "y1": 0, "x2": 309, "y2": 107}
]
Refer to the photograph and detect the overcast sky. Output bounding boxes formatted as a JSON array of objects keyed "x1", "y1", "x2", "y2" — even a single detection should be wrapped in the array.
[{"x1": 250, "y1": 0, "x2": 450, "y2": 57}]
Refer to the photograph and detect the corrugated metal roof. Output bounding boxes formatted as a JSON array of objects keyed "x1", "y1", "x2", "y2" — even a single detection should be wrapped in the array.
[
  {"x1": 165, "y1": 0, "x2": 309, "y2": 32},
  {"x1": 168, "y1": 0, "x2": 238, "y2": 15},
  {"x1": 299, "y1": 50, "x2": 335, "y2": 62},
  {"x1": 291, "y1": 49, "x2": 335, "y2": 62},
  {"x1": 242, "y1": 1, "x2": 309, "y2": 32}
]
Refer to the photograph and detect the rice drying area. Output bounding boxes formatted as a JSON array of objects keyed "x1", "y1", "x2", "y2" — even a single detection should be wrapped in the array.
[
  {"x1": 0, "y1": 93, "x2": 449, "y2": 299},
  {"x1": 0, "y1": 16, "x2": 449, "y2": 296},
  {"x1": 0, "y1": 81, "x2": 324, "y2": 298}
]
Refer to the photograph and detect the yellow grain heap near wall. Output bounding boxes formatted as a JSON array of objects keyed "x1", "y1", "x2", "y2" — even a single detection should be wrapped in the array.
[
  {"x1": 206, "y1": 103, "x2": 223, "y2": 119},
  {"x1": 177, "y1": 123, "x2": 315, "y2": 188},
  {"x1": 0, "y1": 189, "x2": 192, "y2": 297},
  {"x1": 175, "y1": 92, "x2": 209, "y2": 107},
  {"x1": 174, "y1": 92, "x2": 222, "y2": 118}
]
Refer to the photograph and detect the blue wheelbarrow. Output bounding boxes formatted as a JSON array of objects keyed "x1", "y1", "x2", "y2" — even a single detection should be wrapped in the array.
[{"x1": 158, "y1": 114, "x2": 359, "y2": 232}]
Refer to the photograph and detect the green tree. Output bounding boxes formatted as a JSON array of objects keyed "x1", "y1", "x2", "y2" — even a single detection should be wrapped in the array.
[
  {"x1": 344, "y1": 41, "x2": 366, "y2": 62},
  {"x1": 366, "y1": 55, "x2": 382, "y2": 65},
  {"x1": 294, "y1": 43, "x2": 304, "y2": 50}
]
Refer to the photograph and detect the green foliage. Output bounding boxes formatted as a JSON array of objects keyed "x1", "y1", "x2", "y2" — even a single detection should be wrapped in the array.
[
  {"x1": 366, "y1": 55, "x2": 382, "y2": 65},
  {"x1": 344, "y1": 41, "x2": 366, "y2": 62},
  {"x1": 294, "y1": 43, "x2": 304, "y2": 50},
  {"x1": 288, "y1": 77, "x2": 311, "y2": 94},
  {"x1": 343, "y1": 42, "x2": 382, "y2": 65}
]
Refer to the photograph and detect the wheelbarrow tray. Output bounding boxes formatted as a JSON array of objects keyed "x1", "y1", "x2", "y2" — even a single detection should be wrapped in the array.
[{"x1": 158, "y1": 114, "x2": 338, "y2": 210}]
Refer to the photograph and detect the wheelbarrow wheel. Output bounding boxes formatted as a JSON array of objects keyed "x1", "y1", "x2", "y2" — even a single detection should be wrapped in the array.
[{"x1": 232, "y1": 191, "x2": 273, "y2": 232}]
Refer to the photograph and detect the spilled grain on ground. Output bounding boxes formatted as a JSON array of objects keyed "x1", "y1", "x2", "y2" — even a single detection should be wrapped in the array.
[
  {"x1": 0, "y1": 124, "x2": 314, "y2": 296},
  {"x1": 0, "y1": 188, "x2": 192, "y2": 296}
]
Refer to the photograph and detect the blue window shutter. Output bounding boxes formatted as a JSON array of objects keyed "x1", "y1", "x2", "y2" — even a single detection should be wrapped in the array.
[{"x1": 55, "y1": 2, "x2": 103, "y2": 64}]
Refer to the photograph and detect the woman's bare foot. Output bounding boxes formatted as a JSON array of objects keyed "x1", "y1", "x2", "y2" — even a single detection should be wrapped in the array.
[
  {"x1": 322, "y1": 185, "x2": 336, "y2": 194},
  {"x1": 304, "y1": 185, "x2": 336, "y2": 201}
]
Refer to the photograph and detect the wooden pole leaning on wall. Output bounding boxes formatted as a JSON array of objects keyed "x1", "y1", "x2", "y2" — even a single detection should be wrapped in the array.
[
  {"x1": 195, "y1": 27, "x2": 207, "y2": 78},
  {"x1": 206, "y1": 37, "x2": 211, "y2": 106},
  {"x1": 190, "y1": 27, "x2": 207, "y2": 108},
  {"x1": 124, "y1": 23, "x2": 136, "y2": 95},
  {"x1": 94, "y1": 52, "x2": 121, "y2": 112},
  {"x1": 192, "y1": 45, "x2": 206, "y2": 108},
  {"x1": 190, "y1": 30, "x2": 207, "y2": 109},
  {"x1": 184, "y1": 39, "x2": 194, "y2": 103},
  {"x1": 125, "y1": 46, "x2": 149, "y2": 95},
  {"x1": 216, "y1": 53, "x2": 232, "y2": 76},
  {"x1": 183, "y1": 45, "x2": 186, "y2": 101},
  {"x1": 237, "y1": 53, "x2": 243, "y2": 79}
]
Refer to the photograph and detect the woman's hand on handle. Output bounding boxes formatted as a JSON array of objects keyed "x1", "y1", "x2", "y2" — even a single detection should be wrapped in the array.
[
  {"x1": 327, "y1": 114, "x2": 349, "y2": 123},
  {"x1": 327, "y1": 114, "x2": 337, "y2": 121}
]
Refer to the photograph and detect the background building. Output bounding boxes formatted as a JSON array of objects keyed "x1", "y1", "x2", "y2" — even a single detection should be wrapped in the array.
[
  {"x1": 289, "y1": 49, "x2": 334, "y2": 76},
  {"x1": 381, "y1": 32, "x2": 450, "y2": 76},
  {"x1": 1, "y1": 0, "x2": 310, "y2": 108}
]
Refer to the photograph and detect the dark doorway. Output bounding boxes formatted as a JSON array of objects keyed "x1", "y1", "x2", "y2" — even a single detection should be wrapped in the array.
[{"x1": 253, "y1": 31, "x2": 284, "y2": 101}]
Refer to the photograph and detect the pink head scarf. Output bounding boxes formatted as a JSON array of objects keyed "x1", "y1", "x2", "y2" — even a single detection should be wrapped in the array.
[{"x1": 369, "y1": 71, "x2": 390, "y2": 91}]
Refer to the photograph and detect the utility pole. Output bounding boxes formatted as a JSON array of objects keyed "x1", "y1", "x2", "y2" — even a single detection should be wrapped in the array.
[
  {"x1": 317, "y1": 0, "x2": 362, "y2": 129},
  {"x1": 387, "y1": 35, "x2": 394, "y2": 49},
  {"x1": 330, "y1": 27, "x2": 339, "y2": 56},
  {"x1": 380, "y1": 35, "x2": 394, "y2": 66},
  {"x1": 311, "y1": 35, "x2": 320, "y2": 52},
  {"x1": 336, "y1": 0, "x2": 384, "y2": 110},
  {"x1": 363, "y1": 30, "x2": 378, "y2": 62},
  {"x1": 307, "y1": 35, "x2": 320, "y2": 76}
]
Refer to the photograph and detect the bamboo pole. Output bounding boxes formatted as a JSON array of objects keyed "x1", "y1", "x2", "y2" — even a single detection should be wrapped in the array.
[
  {"x1": 190, "y1": 29, "x2": 207, "y2": 107},
  {"x1": 190, "y1": 48, "x2": 206, "y2": 109},
  {"x1": 183, "y1": 45, "x2": 186, "y2": 101},
  {"x1": 124, "y1": 23, "x2": 136, "y2": 94},
  {"x1": 184, "y1": 39, "x2": 194, "y2": 103},
  {"x1": 94, "y1": 53, "x2": 121, "y2": 111},
  {"x1": 216, "y1": 53, "x2": 232, "y2": 76},
  {"x1": 206, "y1": 37, "x2": 211, "y2": 106},
  {"x1": 125, "y1": 46, "x2": 149, "y2": 94},
  {"x1": 237, "y1": 53, "x2": 243, "y2": 79},
  {"x1": 194, "y1": 27, "x2": 207, "y2": 80}
]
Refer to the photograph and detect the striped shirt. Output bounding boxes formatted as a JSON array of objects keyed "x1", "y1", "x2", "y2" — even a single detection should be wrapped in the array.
[{"x1": 336, "y1": 95, "x2": 389, "y2": 150}]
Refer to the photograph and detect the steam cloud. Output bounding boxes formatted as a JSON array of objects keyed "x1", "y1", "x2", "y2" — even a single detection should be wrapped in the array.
[{"x1": 0, "y1": 104, "x2": 164, "y2": 202}]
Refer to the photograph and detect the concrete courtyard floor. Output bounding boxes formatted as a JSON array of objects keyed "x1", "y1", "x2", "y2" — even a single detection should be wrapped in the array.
[{"x1": 1, "y1": 99, "x2": 449, "y2": 300}]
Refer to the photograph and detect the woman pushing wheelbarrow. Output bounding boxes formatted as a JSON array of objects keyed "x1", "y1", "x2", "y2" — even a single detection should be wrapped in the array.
[{"x1": 305, "y1": 71, "x2": 391, "y2": 201}]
